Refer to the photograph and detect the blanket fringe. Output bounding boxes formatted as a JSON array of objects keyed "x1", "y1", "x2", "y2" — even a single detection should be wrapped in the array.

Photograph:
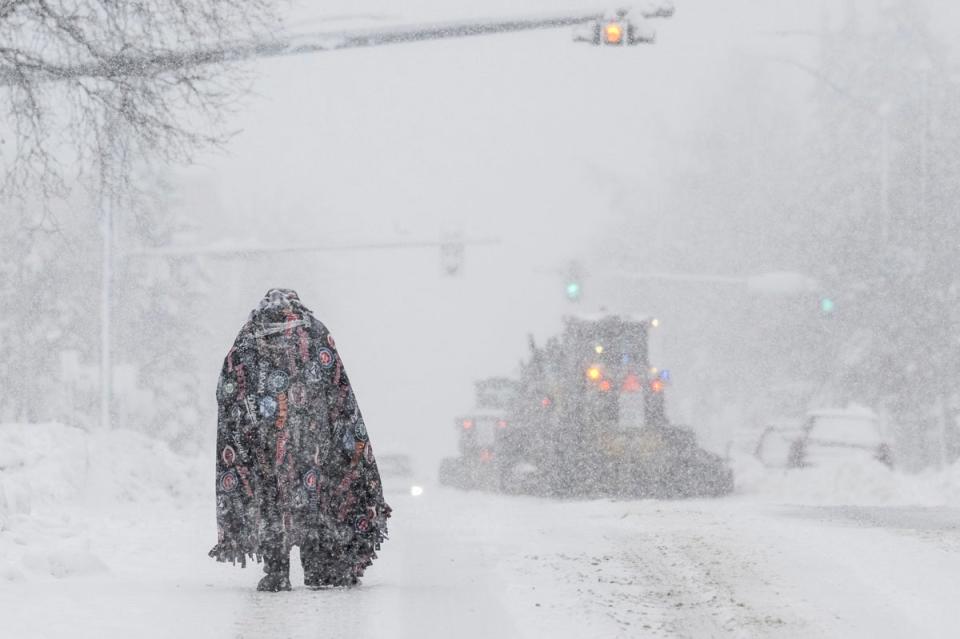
[{"x1": 208, "y1": 542, "x2": 262, "y2": 568}]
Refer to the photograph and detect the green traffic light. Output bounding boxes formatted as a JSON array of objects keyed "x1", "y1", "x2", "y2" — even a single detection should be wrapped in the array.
[
  {"x1": 820, "y1": 298, "x2": 835, "y2": 314},
  {"x1": 566, "y1": 282, "x2": 581, "y2": 300}
]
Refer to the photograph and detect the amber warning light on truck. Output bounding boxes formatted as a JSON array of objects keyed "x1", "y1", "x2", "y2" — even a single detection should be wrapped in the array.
[{"x1": 604, "y1": 22, "x2": 623, "y2": 44}]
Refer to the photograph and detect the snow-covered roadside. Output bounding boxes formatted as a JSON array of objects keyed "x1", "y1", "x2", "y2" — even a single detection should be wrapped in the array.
[
  {"x1": 4, "y1": 423, "x2": 960, "y2": 638},
  {"x1": 0, "y1": 423, "x2": 208, "y2": 584},
  {"x1": 0, "y1": 423, "x2": 250, "y2": 639},
  {"x1": 731, "y1": 453, "x2": 960, "y2": 507}
]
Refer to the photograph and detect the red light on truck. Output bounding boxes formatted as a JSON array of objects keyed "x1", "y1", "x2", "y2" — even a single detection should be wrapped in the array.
[{"x1": 622, "y1": 374, "x2": 642, "y2": 393}]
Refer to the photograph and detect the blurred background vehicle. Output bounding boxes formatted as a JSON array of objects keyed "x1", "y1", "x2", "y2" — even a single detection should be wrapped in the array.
[
  {"x1": 755, "y1": 406, "x2": 893, "y2": 470},
  {"x1": 438, "y1": 378, "x2": 517, "y2": 491},
  {"x1": 790, "y1": 407, "x2": 894, "y2": 470},
  {"x1": 376, "y1": 453, "x2": 426, "y2": 497},
  {"x1": 754, "y1": 419, "x2": 807, "y2": 469},
  {"x1": 440, "y1": 313, "x2": 734, "y2": 498}
]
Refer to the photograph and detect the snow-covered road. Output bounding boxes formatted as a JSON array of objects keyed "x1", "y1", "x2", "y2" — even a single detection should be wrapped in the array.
[{"x1": 4, "y1": 482, "x2": 960, "y2": 639}]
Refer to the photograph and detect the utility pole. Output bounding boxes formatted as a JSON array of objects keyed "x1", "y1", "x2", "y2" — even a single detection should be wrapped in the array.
[
  {"x1": 919, "y1": 61, "x2": 930, "y2": 221},
  {"x1": 879, "y1": 104, "x2": 891, "y2": 244},
  {"x1": 917, "y1": 60, "x2": 946, "y2": 468},
  {"x1": 99, "y1": 190, "x2": 113, "y2": 431}
]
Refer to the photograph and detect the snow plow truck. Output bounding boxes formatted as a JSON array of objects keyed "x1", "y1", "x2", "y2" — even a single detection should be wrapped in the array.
[{"x1": 439, "y1": 314, "x2": 734, "y2": 498}]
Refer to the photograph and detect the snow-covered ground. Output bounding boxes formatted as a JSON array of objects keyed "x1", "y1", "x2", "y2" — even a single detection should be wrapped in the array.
[{"x1": 3, "y1": 423, "x2": 960, "y2": 638}]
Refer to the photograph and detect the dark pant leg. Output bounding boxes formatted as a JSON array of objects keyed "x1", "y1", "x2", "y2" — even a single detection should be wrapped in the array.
[
  {"x1": 256, "y1": 522, "x2": 291, "y2": 591},
  {"x1": 300, "y1": 535, "x2": 325, "y2": 585},
  {"x1": 258, "y1": 477, "x2": 290, "y2": 577},
  {"x1": 263, "y1": 545, "x2": 290, "y2": 577}
]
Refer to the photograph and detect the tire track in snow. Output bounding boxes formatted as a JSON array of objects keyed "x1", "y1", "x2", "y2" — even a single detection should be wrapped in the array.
[{"x1": 501, "y1": 504, "x2": 812, "y2": 638}]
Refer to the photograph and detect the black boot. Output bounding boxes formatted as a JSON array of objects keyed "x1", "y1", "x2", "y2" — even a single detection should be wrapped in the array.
[
  {"x1": 303, "y1": 570, "x2": 357, "y2": 589},
  {"x1": 301, "y1": 540, "x2": 325, "y2": 589},
  {"x1": 257, "y1": 573, "x2": 292, "y2": 592},
  {"x1": 303, "y1": 572, "x2": 324, "y2": 590},
  {"x1": 302, "y1": 558, "x2": 331, "y2": 589},
  {"x1": 257, "y1": 551, "x2": 292, "y2": 592},
  {"x1": 302, "y1": 542, "x2": 358, "y2": 589}
]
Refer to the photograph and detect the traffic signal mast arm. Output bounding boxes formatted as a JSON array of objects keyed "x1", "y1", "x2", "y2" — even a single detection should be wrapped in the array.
[
  {"x1": 0, "y1": 3, "x2": 675, "y2": 84},
  {"x1": 121, "y1": 237, "x2": 499, "y2": 258},
  {"x1": 611, "y1": 270, "x2": 821, "y2": 295}
]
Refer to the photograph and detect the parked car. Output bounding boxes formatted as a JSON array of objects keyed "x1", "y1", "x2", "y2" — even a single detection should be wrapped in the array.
[
  {"x1": 754, "y1": 419, "x2": 806, "y2": 469},
  {"x1": 756, "y1": 406, "x2": 893, "y2": 470}
]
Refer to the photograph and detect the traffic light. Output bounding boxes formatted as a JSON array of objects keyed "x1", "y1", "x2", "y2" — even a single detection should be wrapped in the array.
[
  {"x1": 820, "y1": 297, "x2": 835, "y2": 315},
  {"x1": 572, "y1": 5, "x2": 669, "y2": 46},
  {"x1": 564, "y1": 260, "x2": 585, "y2": 302},
  {"x1": 440, "y1": 239, "x2": 465, "y2": 276},
  {"x1": 604, "y1": 22, "x2": 624, "y2": 44}
]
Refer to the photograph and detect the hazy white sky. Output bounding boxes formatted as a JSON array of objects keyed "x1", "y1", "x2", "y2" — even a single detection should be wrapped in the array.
[
  {"x1": 173, "y1": 0, "x2": 818, "y2": 460},
  {"x1": 174, "y1": 0, "x2": 957, "y2": 461}
]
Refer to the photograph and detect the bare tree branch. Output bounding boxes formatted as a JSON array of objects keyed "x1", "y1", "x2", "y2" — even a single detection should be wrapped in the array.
[{"x1": 0, "y1": 0, "x2": 279, "y2": 206}]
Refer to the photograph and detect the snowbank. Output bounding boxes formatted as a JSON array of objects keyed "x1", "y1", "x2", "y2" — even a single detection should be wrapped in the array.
[
  {"x1": 0, "y1": 422, "x2": 208, "y2": 581},
  {"x1": 732, "y1": 453, "x2": 960, "y2": 507},
  {"x1": 5, "y1": 420, "x2": 960, "y2": 586},
  {"x1": 0, "y1": 423, "x2": 207, "y2": 521},
  {"x1": 0, "y1": 423, "x2": 87, "y2": 525}
]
